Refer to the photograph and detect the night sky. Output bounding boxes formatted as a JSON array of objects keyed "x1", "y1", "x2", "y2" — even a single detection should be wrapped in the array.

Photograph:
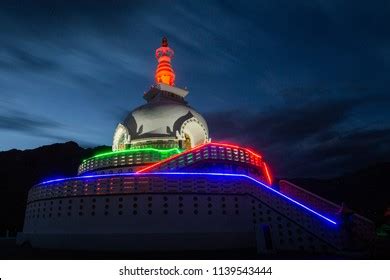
[{"x1": 0, "y1": 0, "x2": 389, "y2": 177}]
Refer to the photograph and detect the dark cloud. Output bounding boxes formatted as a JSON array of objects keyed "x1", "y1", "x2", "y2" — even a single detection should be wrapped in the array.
[
  {"x1": 0, "y1": 45, "x2": 60, "y2": 72},
  {"x1": 205, "y1": 93, "x2": 390, "y2": 177},
  {"x1": 0, "y1": 109, "x2": 65, "y2": 141},
  {"x1": 206, "y1": 95, "x2": 362, "y2": 145},
  {"x1": 306, "y1": 128, "x2": 390, "y2": 163},
  {"x1": 290, "y1": 128, "x2": 390, "y2": 177}
]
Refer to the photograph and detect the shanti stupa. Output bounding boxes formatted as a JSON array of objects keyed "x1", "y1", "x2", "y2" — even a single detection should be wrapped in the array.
[{"x1": 17, "y1": 38, "x2": 375, "y2": 255}]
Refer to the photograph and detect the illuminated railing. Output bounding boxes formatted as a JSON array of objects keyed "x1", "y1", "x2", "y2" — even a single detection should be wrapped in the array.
[
  {"x1": 137, "y1": 142, "x2": 272, "y2": 185},
  {"x1": 78, "y1": 147, "x2": 182, "y2": 175}
]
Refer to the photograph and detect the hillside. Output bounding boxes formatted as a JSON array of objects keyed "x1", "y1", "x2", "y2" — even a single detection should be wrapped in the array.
[
  {"x1": 286, "y1": 163, "x2": 390, "y2": 224},
  {"x1": 0, "y1": 142, "x2": 110, "y2": 234}
]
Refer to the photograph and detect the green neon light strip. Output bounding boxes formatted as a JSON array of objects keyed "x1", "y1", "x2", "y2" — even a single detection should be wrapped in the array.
[{"x1": 83, "y1": 147, "x2": 183, "y2": 162}]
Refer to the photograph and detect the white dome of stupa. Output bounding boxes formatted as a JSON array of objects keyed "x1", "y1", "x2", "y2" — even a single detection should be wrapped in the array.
[{"x1": 112, "y1": 38, "x2": 209, "y2": 151}]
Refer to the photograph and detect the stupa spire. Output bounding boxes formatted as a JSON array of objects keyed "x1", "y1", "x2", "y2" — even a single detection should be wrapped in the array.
[{"x1": 155, "y1": 36, "x2": 175, "y2": 86}]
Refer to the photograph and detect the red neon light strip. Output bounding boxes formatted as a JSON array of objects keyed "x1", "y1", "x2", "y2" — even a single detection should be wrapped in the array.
[
  {"x1": 137, "y1": 142, "x2": 268, "y2": 176},
  {"x1": 263, "y1": 162, "x2": 272, "y2": 185},
  {"x1": 208, "y1": 142, "x2": 263, "y2": 159}
]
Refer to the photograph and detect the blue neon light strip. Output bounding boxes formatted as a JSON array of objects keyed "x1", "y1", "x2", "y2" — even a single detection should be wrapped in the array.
[{"x1": 38, "y1": 172, "x2": 337, "y2": 225}]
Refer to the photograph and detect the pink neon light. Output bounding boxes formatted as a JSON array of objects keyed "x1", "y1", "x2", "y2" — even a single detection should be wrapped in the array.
[
  {"x1": 263, "y1": 162, "x2": 272, "y2": 185},
  {"x1": 137, "y1": 142, "x2": 272, "y2": 184},
  {"x1": 208, "y1": 142, "x2": 263, "y2": 159}
]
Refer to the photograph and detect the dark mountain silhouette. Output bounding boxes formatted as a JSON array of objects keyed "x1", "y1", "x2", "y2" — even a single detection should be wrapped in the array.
[
  {"x1": 0, "y1": 142, "x2": 111, "y2": 234},
  {"x1": 284, "y1": 162, "x2": 390, "y2": 225},
  {"x1": 0, "y1": 142, "x2": 389, "y2": 235}
]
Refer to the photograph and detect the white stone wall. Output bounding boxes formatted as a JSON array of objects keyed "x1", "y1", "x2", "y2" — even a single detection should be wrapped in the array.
[{"x1": 22, "y1": 174, "x2": 351, "y2": 253}]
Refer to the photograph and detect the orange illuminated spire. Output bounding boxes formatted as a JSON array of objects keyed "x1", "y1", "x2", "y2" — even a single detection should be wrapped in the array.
[{"x1": 155, "y1": 37, "x2": 175, "y2": 86}]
